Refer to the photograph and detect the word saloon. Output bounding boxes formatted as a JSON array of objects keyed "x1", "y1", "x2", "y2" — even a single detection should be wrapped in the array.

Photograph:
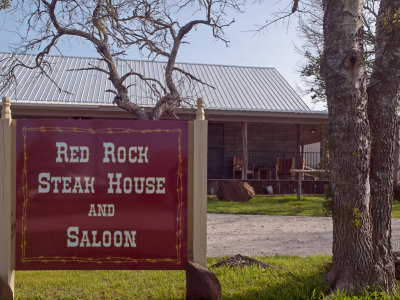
[{"x1": 16, "y1": 119, "x2": 188, "y2": 270}]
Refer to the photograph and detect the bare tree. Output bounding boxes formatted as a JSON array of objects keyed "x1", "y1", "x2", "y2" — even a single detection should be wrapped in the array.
[
  {"x1": 0, "y1": 0, "x2": 242, "y2": 120},
  {"x1": 296, "y1": 0, "x2": 378, "y2": 104},
  {"x1": 0, "y1": 0, "x2": 10, "y2": 9}
]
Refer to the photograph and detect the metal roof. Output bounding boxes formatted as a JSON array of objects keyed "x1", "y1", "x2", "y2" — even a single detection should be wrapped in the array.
[{"x1": 0, "y1": 53, "x2": 311, "y2": 112}]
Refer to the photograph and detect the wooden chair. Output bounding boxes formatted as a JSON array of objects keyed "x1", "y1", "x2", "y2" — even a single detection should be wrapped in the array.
[
  {"x1": 233, "y1": 156, "x2": 255, "y2": 179},
  {"x1": 275, "y1": 157, "x2": 295, "y2": 180}
]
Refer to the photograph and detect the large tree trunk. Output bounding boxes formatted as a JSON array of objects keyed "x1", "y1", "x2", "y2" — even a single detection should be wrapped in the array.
[
  {"x1": 322, "y1": 0, "x2": 376, "y2": 293},
  {"x1": 322, "y1": 0, "x2": 400, "y2": 294},
  {"x1": 367, "y1": 0, "x2": 400, "y2": 293}
]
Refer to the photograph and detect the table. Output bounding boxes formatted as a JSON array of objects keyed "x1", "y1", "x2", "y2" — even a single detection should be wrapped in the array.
[{"x1": 256, "y1": 167, "x2": 275, "y2": 180}]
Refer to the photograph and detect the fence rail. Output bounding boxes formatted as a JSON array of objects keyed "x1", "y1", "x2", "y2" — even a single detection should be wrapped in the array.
[{"x1": 208, "y1": 150, "x2": 322, "y2": 179}]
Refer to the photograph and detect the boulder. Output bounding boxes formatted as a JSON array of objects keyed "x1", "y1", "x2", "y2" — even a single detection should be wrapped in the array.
[
  {"x1": 0, "y1": 278, "x2": 12, "y2": 300},
  {"x1": 186, "y1": 262, "x2": 222, "y2": 300},
  {"x1": 216, "y1": 181, "x2": 255, "y2": 202}
]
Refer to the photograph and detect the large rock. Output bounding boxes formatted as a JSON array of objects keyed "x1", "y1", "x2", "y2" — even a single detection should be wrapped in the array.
[
  {"x1": 186, "y1": 262, "x2": 222, "y2": 300},
  {"x1": 0, "y1": 278, "x2": 12, "y2": 300},
  {"x1": 216, "y1": 181, "x2": 255, "y2": 202}
]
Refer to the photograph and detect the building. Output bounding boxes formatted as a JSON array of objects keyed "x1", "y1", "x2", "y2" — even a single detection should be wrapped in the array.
[{"x1": 0, "y1": 52, "x2": 328, "y2": 193}]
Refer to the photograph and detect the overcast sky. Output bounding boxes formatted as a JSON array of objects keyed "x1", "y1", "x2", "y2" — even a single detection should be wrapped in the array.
[{"x1": 0, "y1": 1, "x2": 326, "y2": 111}]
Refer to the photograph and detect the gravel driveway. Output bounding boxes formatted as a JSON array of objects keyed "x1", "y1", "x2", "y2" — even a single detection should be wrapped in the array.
[{"x1": 207, "y1": 214, "x2": 400, "y2": 257}]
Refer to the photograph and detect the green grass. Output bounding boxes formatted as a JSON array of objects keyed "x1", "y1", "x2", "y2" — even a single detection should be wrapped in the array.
[
  {"x1": 15, "y1": 256, "x2": 400, "y2": 299},
  {"x1": 14, "y1": 256, "x2": 330, "y2": 300},
  {"x1": 393, "y1": 201, "x2": 400, "y2": 218},
  {"x1": 207, "y1": 195, "x2": 329, "y2": 217},
  {"x1": 208, "y1": 195, "x2": 400, "y2": 218}
]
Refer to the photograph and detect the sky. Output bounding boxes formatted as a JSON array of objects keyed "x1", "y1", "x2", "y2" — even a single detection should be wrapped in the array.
[{"x1": 0, "y1": 1, "x2": 326, "y2": 111}]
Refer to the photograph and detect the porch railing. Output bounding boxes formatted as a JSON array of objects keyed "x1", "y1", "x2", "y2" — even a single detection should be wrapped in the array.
[{"x1": 208, "y1": 150, "x2": 322, "y2": 179}]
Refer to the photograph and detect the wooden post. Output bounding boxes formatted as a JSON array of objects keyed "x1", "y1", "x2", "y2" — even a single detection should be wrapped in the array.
[
  {"x1": 297, "y1": 171, "x2": 302, "y2": 200},
  {"x1": 241, "y1": 121, "x2": 248, "y2": 180},
  {"x1": 0, "y1": 96, "x2": 15, "y2": 298},
  {"x1": 296, "y1": 125, "x2": 300, "y2": 169},
  {"x1": 394, "y1": 124, "x2": 400, "y2": 183},
  {"x1": 296, "y1": 125, "x2": 301, "y2": 200},
  {"x1": 192, "y1": 98, "x2": 207, "y2": 267}
]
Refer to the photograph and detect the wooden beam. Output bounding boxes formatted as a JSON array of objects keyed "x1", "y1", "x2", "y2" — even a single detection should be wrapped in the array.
[
  {"x1": 242, "y1": 121, "x2": 248, "y2": 180},
  {"x1": 296, "y1": 124, "x2": 301, "y2": 170},
  {"x1": 192, "y1": 98, "x2": 207, "y2": 267},
  {"x1": 394, "y1": 125, "x2": 400, "y2": 183},
  {"x1": 0, "y1": 97, "x2": 15, "y2": 298}
]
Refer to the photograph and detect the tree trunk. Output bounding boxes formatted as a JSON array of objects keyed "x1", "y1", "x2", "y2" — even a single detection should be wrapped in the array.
[
  {"x1": 366, "y1": 0, "x2": 400, "y2": 293},
  {"x1": 322, "y1": 0, "x2": 376, "y2": 293},
  {"x1": 322, "y1": 0, "x2": 400, "y2": 294}
]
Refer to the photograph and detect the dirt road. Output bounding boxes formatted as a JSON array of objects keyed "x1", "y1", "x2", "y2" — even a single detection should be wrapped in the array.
[{"x1": 207, "y1": 214, "x2": 400, "y2": 257}]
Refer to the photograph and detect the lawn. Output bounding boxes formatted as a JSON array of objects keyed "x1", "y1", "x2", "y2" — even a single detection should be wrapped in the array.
[
  {"x1": 13, "y1": 256, "x2": 326, "y2": 300},
  {"x1": 15, "y1": 255, "x2": 399, "y2": 299},
  {"x1": 15, "y1": 196, "x2": 400, "y2": 299},
  {"x1": 208, "y1": 195, "x2": 400, "y2": 218}
]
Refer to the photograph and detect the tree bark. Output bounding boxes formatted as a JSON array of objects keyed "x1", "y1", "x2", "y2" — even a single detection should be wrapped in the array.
[
  {"x1": 367, "y1": 0, "x2": 400, "y2": 293},
  {"x1": 322, "y1": 0, "x2": 376, "y2": 293},
  {"x1": 322, "y1": 0, "x2": 400, "y2": 294}
]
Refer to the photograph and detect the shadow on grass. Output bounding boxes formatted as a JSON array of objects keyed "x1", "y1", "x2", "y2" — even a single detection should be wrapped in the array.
[{"x1": 218, "y1": 271, "x2": 329, "y2": 300}]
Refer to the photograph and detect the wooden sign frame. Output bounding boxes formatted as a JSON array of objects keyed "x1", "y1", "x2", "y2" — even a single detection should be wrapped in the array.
[{"x1": 0, "y1": 97, "x2": 208, "y2": 297}]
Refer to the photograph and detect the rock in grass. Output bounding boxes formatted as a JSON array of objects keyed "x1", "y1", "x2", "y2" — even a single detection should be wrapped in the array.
[
  {"x1": 186, "y1": 261, "x2": 222, "y2": 300},
  {"x1": 210, "y1": 254, "x2": 273, "y2": 269},
  {"x1": 216, "y1": 181, "x2": 255, "y2": 202},
  {"x1": 0, "y1": 278, "x2": 12, "y2": 300}
]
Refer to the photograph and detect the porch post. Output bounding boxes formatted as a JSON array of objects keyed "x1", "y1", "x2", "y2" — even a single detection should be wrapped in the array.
[
  {"x1": 0, "y1": 96, "x2": 15, "y2": 299},
  {"x1": 241, "y1": 121, "x2": 248, "y2": 180},
  {"x1": 296, "y1": 124, "x2": 301, "y2": 169},
  {"x1": 394, "y1": 124, "x2": 400, "y2": 183}
]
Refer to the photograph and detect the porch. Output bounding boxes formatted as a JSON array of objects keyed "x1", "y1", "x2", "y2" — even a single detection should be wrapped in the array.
[
  {"x1": 208, "y1": 179, "x2": 329, "y2": 195},
  {"x1": 207, "y1": 121, "x2": 328, "y2": 195}
]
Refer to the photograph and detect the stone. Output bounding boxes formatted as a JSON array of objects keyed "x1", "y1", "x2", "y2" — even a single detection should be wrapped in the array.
[
  {"x1": 216, "y1": 181, "x2": 255, "y2": 202},
  {"x1": 186, "y1": 262, "x2": 222, "y2": 300},
  {"x1": 210, "y1": 254, "x2": 273, "y2": 269},
  {"x1": 0, "y1": 278, "x2": 12, "y2": 300}
]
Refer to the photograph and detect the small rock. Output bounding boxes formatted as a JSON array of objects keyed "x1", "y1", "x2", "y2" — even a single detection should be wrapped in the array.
[
  {"x1": 186, "y1": 261, "x2": 222, "y2": 300},
  {"x1": 0, "y1": 278, "x2": 13, "y2": 300},
  {"x1": 216, "y1": 181, "x2": 255, "y2": 202},
  {"x1": 210, "y1": 254, "x2": 273, "y2": 269}
]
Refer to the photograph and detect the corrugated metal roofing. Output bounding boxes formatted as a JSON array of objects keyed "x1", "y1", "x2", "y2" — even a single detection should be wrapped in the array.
[{"x1": 0, "y1": 52, "x2": 311, "y2": 112}]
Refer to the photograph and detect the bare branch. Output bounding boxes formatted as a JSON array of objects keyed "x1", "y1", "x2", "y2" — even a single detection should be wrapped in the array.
[{"x1": 173, "y1": 67, "x2": 215, "y2": 89}]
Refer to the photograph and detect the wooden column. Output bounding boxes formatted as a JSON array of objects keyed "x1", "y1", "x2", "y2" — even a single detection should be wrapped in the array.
[
  {"x1": 296, "y1": 125, "x2": 301, "y2": 169},
  {"x1": 241, "y1": 121, "x2": 248, "y2": 180},
  {"x1": 191, "y1": 98, "x2": 207, "y2": 267},
  {"x1": 296, "y1": 125, "x2": 301, "y2": 200},
  {"x1": 394, "y1": 124, "x2": 400, "y2": 183},
  {"x1": 0, "y1": 96, "x2": 15, "y2": 298}
]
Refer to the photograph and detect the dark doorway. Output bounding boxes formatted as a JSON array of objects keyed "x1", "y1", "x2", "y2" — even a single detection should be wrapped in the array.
[{"x1": 208, "y1": 124, "x2": 224, "y2": 179}]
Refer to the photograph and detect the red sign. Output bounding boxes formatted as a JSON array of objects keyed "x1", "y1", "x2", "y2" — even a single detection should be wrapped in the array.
[{"x1": 16, "y1": 120, "x2": 188, "y2": 270}]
